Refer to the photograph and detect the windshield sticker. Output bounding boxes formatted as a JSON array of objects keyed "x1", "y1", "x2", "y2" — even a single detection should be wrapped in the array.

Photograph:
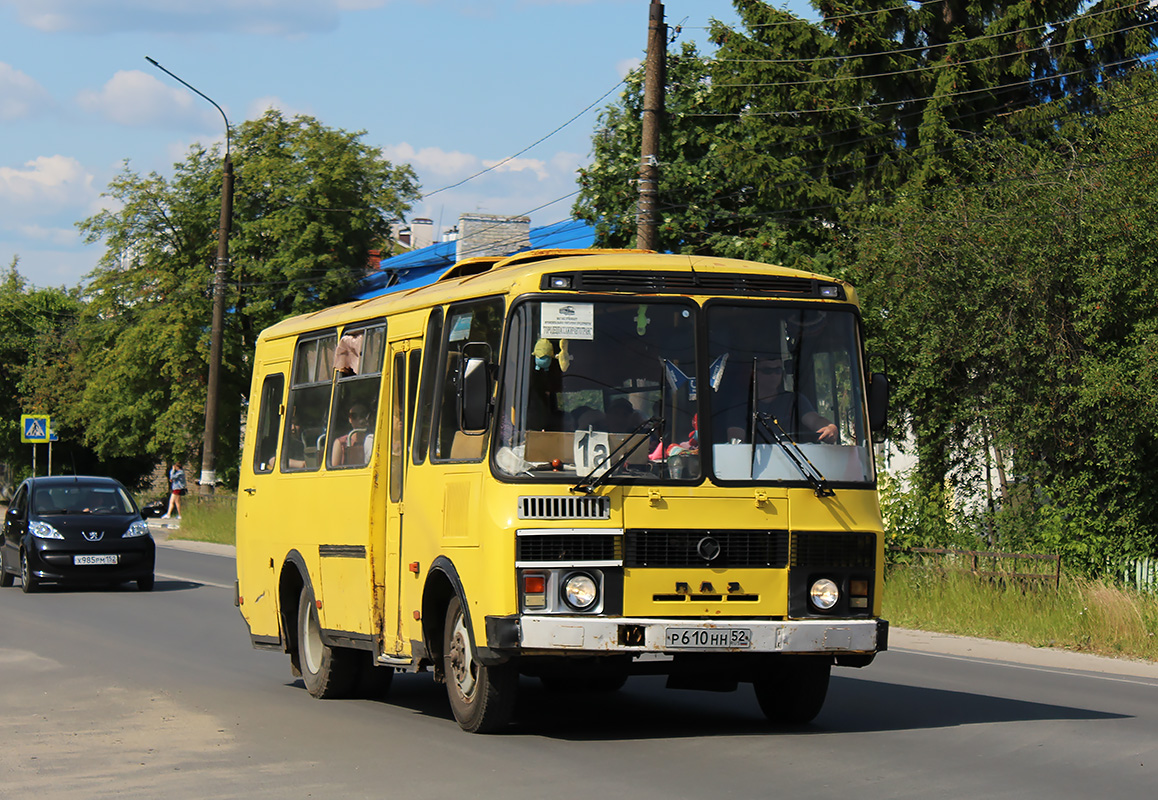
[
  {"x1": 448, "y1": 314, "x2": 473, "y2": 342},
  {"x1": 541, "y1": 302, "x2": 594, "y2": 340}
]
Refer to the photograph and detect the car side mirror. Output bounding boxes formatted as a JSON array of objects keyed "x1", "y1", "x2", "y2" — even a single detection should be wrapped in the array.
[{"x1": 868, "y1": 372, "x2": 889, "y2": 434}]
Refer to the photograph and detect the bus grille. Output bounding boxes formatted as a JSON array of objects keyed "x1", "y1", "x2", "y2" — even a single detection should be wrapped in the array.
[
  {"x1": 791, "y1": 532, "x2": 876, "y2": 568},
  {"x1": 518, "y1": 495, "x2": 611, "y2": 520},
  {"x1": 624, "y1": 529, "x2": 790, "y2": 568},
  {"x1": 517, "y1": 533, "x2": 622, "y2": 563}
]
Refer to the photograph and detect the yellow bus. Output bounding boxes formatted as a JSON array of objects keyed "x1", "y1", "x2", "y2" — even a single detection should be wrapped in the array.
[{"x1": 236, "y1": 249, "x2": 890, "y2": 732}]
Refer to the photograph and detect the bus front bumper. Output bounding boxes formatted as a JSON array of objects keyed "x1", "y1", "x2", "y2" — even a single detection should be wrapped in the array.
[{"x1": 487, "y1": 615, "x2": 887, "y2": 656}]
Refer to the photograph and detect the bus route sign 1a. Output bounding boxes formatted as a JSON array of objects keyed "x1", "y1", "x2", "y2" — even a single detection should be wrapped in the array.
[{"x1": 21, "y1": 414, "x2": 51, "y2": 443}]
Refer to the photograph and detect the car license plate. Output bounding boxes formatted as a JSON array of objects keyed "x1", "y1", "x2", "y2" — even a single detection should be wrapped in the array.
[
  {"x1": 665, "y1": 627, "x2": 752, "y2": 649},
  {"x1": 74, "y1": 554, "x2": 118, "y2": 566}
]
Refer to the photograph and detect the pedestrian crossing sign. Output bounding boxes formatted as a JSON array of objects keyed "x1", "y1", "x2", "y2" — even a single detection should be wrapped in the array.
[{"x1": 21, "y1": 414, "x2": 51, "y2": 443}]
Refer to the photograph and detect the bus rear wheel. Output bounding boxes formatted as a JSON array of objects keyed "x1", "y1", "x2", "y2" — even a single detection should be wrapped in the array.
[
  {"x1": 443, "y1": 596, "x2": 516, "y2": 733},
  {"x1": 297, "y1": 585, "x2": 359, "y2": 699},
  {"x1": 753, "y1": 656, "x2": 831, "y2": 725}
]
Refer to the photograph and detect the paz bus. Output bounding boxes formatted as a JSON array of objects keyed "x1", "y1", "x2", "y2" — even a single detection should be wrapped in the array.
[{"x1": 235, "y1": 249, "x2": 890, "y2": 733}]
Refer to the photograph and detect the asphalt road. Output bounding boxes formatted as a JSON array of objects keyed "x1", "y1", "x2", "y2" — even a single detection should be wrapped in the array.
[{"x1": 1, "y1": 536, "x2": 1155, "y2": 799}]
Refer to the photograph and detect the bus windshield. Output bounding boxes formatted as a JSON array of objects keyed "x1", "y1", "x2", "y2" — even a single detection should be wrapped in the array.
[
  {"x1": 705, "y1": 303, "x2": 875, "y2": 485},
  {"x1": 494, "y1": 298, "x2": 699, "y2": 483}
]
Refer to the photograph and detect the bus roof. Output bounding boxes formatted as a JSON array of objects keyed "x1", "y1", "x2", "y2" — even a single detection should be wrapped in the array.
[{"x1": 257, "y1": 249, "x2": 857, "y2": 342}]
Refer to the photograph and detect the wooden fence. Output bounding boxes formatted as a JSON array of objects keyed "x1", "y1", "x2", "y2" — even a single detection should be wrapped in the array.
[{"x1": 888, "y1": 546, "x2": 1062, "y2": 589}]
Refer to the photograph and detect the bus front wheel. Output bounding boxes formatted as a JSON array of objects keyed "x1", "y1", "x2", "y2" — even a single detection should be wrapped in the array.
[
  {"x1": 297, "y1": 585, "x2": 359, "y2": 699},
  {"x1": 753, "y1": 656, "x2": 831, "y2": 725},
  {"x1": 443, "y1": 596, "x2": 516, "y2": 733}
]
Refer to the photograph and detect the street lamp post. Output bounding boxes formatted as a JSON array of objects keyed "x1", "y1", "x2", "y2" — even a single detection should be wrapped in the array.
[{"x1": 146, "y1": 56, "x2": 232, "y2": 496}]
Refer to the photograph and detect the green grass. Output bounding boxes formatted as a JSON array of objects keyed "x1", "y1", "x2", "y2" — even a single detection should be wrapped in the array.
[
  {"x1": 168, "y1": 494, "x2": 237, "y2": 546},
  {"x1": 885, "y1": 566, "x2": 1158, "y2": 662}
]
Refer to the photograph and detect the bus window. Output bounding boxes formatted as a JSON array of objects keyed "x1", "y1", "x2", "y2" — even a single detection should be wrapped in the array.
[
  {"x1": 390, "y1": 351, "x2": 406, "y2": 502},
  {"x1": 407, "y1": 348, "x2": 421, "y2": 452},
  {"x1": 431, "y1": 298, "x2": 504, "y2": 462},
  {"x1": 253, "y1": 374, "x2": 285, "y2": 473},
  {"x1": 494, "y1": 299, "x2": 697, "y2": 481},
  {"x1": 412, "y1": 308, "x2": 443, "y2": 465},
  {"x1": 283, "y1": 333, "x2": 337, "y2": 472},
  {"x1": 328, "y1": 323, "x2": 386, "y2": 469}
]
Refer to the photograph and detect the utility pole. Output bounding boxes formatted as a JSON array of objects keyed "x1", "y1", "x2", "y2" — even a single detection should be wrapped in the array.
[
  {"x1": 637, "y1": 0, "x2": 667, "y2": 251},
  {"x1": 146, "y1": 57, "x2": 231, "y2": 496}
]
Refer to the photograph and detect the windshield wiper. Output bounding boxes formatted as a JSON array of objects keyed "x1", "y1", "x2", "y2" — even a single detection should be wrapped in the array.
[
  {"x1": 571, "y1": 417, "x2": 664, "y2": 495},
  {"x1": 752, "y1": 412, "x2": 834, "y2": 498}
]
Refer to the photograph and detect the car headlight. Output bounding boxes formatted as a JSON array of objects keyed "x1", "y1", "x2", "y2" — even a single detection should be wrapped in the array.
[
  {"x1": 809, "y1": 578, "x2": 840, "y2": 610},
  {"x1": 562, "y1": 573, "x2": 598, "y2": 610},
  {"x1": 29, "y1": 521, "x2": 64, "y2": 540},
  {"x1": 124, "y1": 520, "x2": 151, "y2": 538}
]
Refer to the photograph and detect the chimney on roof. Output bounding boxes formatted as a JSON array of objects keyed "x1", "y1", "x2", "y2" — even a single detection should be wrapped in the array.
[
  {"x1": 410, "y1": 218, "x2": 434, "y2": 250},
  {"x1": 455, "y1": 214, "x2": 531, "y2": 262}
]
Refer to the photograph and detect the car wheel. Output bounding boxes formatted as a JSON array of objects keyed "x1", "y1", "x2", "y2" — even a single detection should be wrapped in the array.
[
  {"x1": 297, "y1": 584, "x2": 359, "y2": 699},
  {"x1": 0, "y1": 562, "x2": 13, "y2": 588},
  {"x1": 137, "y1": 574, "x2": 155, "y2": 592},
  {"x1": 753, "y1": 656, "x2": 831, "y2": 725},
  {"x1": 20, "y1": 550, "x2": 39, "y2": 594},
  {"x1": 443, "y1": 596, "x2": 517, "y2": 733}
]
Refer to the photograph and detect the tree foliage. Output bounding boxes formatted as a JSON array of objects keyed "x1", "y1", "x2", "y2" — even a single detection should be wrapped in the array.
[{"x1": 56, "y1": 110, "x2": 419, "y2": 488}]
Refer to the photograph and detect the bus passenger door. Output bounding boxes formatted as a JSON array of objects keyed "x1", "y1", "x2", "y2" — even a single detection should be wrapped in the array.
[{"x1": 382, "y1": 338, "x2": 422, "y2": 656}]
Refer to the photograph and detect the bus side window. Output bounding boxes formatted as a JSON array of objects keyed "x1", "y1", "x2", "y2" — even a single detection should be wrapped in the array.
[
  {"x1": 328, "y1": 323, "x2": 386, "y2": 469},
  {"x1": 253, "y1": 374, "x2": 285, "y2": 473},
  {"x1": 283, "y1": 333, "x2": 337, "y2": 472},
  {"x1": 412, "y1": 308, "x2": 444, "y2": 465},
  {"x1": 432, "y1": 298, "x2": 504, "y2": 463}
]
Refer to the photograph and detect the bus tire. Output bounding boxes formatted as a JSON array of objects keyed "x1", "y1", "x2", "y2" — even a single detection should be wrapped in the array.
[
  {"x1": 443, "y1": 596, "x2": 516, "y2": 733},
  {"x1": 753, "y1": 656, "x2": 831, "y2": 725},
  {"x1": 297, "y1": 585, "x2": 359, "y2": 699}
]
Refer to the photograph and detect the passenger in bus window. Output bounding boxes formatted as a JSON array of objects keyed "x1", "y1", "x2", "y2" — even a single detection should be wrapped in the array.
[
  {"x1": 332, "y1": 404, "x2": 374, "y2": 466},
  {"x1": 284, "y1": 415, "x2": 307, "y2": 469},
  {"x1": 725, "y1": 357, "x2": 838, "y2": 444},
  {"x1": 335, "y1": 331, "x2": 363, "y2": 375}
]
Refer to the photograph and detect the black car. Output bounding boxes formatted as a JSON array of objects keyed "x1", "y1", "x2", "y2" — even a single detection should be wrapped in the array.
[{"x1": 0, "y1": 476, "x2": 155, "y2": 592}]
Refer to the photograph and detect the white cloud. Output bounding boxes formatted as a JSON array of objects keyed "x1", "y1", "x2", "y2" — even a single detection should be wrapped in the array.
[
  {"x1": 0, "y1": 62, "x2": 53, "y2": 121},
  {"x1": 16, "y1": 223, "x2": 84, "y2": 248},
  {"x1": 616, "y1": 57, "x2": 641, "y2": 78},
  {"x1": 247, "y1": 95, "x2": 312, "y2": 120},
  {"x1": 76, "y1": 70, "x2": 222, "y2": 130},
  {"x1": 0, "y1": 155, "x2": 96, "y2": 212},
  {"x1": 383, "y1": 142, "x2": 478, "y2": 178},
  {"x1": 482, "y1": 156, "x2": 550, "y2": 181}
]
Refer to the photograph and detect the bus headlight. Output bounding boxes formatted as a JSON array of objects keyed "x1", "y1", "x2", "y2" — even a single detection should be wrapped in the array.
[
  {"x1": 562, "y1": 573, "x2": 598, "y2": 610},
  {"x1": 809, "y1": 578, "x2": 840, "y2": 610}
]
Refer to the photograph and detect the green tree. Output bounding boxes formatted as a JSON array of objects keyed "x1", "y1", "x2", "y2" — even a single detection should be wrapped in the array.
[
  {"x1": 71, "y1": 111, "x2": 419, "y2": 487},
  {"x1": 850, "y1": 68, "x2": 1158, "y2": 567}
]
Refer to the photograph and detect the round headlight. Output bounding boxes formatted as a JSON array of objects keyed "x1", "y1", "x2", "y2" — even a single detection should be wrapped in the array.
[
  {"x1": 562, "y1": 573, "x2": 598, "y2": 610},
  {"x1": 809, "y1": 578, "x2": 840, "y2": 610}
]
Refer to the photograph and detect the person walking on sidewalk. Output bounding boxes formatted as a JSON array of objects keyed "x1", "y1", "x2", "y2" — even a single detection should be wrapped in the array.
[{"x1": 162, "y1": 461, "x2": 186, "y2": 519}]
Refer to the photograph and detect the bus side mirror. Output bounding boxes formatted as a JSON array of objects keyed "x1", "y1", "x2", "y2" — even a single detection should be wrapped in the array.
[
  {"x1": 459, "y1": 356, "x2": 491, "y2": 432},
  {"x1": 868, "y1": 372, "x2": 889, "y2": 433}
]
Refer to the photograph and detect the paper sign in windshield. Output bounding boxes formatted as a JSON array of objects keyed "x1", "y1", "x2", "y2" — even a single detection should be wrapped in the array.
[{"x1": 541, "y1": 302, "x2": 594, "y2": 340}]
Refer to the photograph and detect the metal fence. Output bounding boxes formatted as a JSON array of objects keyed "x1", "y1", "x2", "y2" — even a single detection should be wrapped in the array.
[{"x1": 888, "y1": 546, "x2": 1062, "y2": 589}]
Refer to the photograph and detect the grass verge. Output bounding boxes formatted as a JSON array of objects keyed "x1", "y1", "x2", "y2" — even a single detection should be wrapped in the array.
[
  {"x1": 884, "y1": 566, "x2": 1158, "y2": 662},
  {"x1": 167, "y1": 494, "x2": 237, "y2": 546}
]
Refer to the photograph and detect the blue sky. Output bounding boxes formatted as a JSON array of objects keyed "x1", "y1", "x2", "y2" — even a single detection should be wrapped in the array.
[{"x1": 2, "y1": 0, "x2": 824, "y2": 290}]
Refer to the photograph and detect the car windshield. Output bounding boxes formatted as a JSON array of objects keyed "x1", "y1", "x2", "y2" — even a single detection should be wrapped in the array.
[
  {"x1": 705, "y1": 303, "x2": 875, "y2": 485},
  {"x1": 494, "y1": 299, "x2": 699, "y2": 483},
  {"x1": 32, "y1": 484, "x2": 136, "y2": 516}
]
